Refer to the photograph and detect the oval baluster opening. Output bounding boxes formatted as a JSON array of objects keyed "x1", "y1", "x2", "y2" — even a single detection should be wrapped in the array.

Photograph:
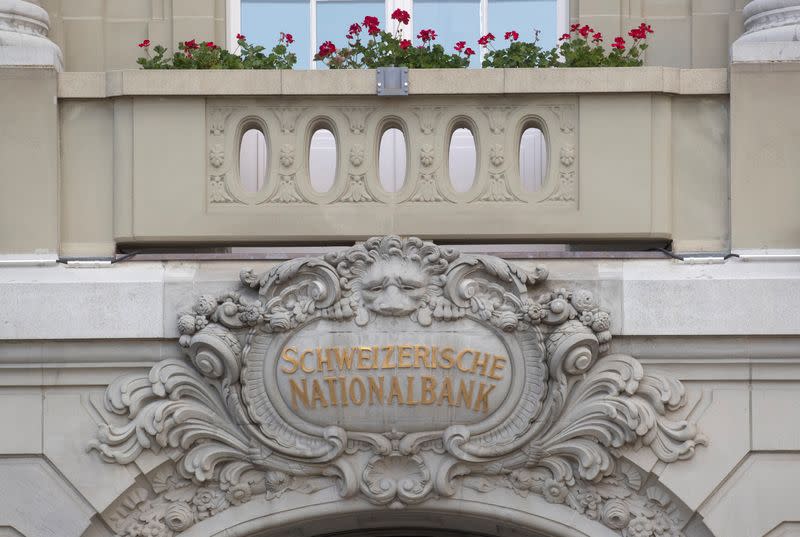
[
  {"x1": 309, "y1": 128, "x2": 337, "y2": 194},
  {"x1": 519, "y1": 126, "x2": 548, "y2": 192},
  {"x1": 239, "y1": 127, "x2": 268, "y2": 193},
  {"x1": 449, "y1": 127, "x2": 477, "y2": 193},
  {"x1": 378, "y1": 127, "x2": 407, "y2": 193}
]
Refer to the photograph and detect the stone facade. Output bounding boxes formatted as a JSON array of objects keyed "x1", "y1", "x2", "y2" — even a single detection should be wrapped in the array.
[{"x1": 2, "y1": 1, "x2": 800, "y2": 537}]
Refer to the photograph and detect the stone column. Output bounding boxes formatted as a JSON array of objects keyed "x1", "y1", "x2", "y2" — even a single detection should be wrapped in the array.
[
  {"x1": 730, "y1": 0, "x2": 800, "y2": 253},
  {"x1": 733, "y1": 0, "x2": 800, "y2": 61},
  {"x1": 0, "y1": 0, "x2": 62, "y2": 261},
  {"x1": 0, "y1": 0, "x2": 62, "y2": 69}
]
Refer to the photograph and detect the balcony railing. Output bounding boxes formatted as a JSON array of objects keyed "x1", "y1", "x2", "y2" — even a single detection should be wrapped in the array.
[{"x1": 56, "y1": 67, "x2": 729, "y2": 254}]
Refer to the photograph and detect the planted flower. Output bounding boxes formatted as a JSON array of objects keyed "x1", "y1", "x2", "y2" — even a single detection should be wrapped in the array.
[
  {"x1": 136, "y1": 32, "x2": 297, "y2": 69},
  {"x1": 314, "y1": 11, "x2": 472, "y2": 69},
  {"x1": 135, "y1": 19, "x2": 654, "y2": 70}
]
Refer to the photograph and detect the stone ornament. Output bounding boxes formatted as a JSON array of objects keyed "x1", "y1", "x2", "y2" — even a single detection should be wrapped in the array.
[
  {"x1": 91, "y1": 237, "x2": 705, "y2": 537},
  {"x1": 206, "y1": 98, "x2": 577, "y2": 208}
]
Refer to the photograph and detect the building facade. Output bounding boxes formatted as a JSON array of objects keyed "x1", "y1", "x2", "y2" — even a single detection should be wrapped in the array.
[{"x1": 1, "y1": 1, "x2": 800, "y2": 537}]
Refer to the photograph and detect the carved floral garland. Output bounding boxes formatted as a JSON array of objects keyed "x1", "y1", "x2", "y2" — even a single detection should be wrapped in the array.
[{"x1": 91, "y1": 236, "x2": 705, "y2": 537}]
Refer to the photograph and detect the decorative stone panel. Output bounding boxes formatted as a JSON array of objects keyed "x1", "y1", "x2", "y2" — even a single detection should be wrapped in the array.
[
  {"x1": 90, "y1": 236, "x2": 706, "y2": 537},
  {"x1": 205, "y1": 97, "x2": 578, "y2": 208}
]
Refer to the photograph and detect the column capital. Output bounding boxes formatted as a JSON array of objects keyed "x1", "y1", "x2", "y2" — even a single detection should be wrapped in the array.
[{"x1": 0, "y1": 0, "x2": 63, "y2": 70}]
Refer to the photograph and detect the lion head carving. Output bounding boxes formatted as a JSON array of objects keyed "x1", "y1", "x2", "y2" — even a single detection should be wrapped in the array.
[{"x1": 324, "y1": 236, "x2": 459, "y2": 325}]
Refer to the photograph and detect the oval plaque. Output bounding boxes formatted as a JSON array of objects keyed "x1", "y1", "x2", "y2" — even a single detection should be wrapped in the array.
[{"x1": 269, "y1": 316, "x2": 512, "y2": 433}]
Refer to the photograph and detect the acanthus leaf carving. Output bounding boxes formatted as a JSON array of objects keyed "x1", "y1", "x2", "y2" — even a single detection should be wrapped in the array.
[
  {"x1": 271, "y1": 107, "x2": 307, "y2": 134},
  {"x1": 262, "y1": 173, "x2": 311, "y2": 204},
  {"x1": 474, "y1": 172, "x2": 525, "y2": 202},
  {"x1": 91, "y1": 236, "x2": 705, "y2": 536},
  {"x1": 209, "y1": 174, "x2": 242, "y2": 204},
  {"x1": 541, "y1": 170, "x2": 576, "y2": 203},
  {"x1": 412, "y1": 106, "x2": 443, "y2": 135},
  {"x1": 335, "y1": 173, "x2": 381, "y2": 203},
  {"x1": 338, "y1": 107, "x2": 375, "y2": 135},
  {"x1": 479, "y1": 106, "x2": 517, "y2": 135}
]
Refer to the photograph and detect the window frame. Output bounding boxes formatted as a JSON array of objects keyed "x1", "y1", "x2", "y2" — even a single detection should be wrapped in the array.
[{"x1": 228, "y1": 0, "x2": 569, "y2": 68}]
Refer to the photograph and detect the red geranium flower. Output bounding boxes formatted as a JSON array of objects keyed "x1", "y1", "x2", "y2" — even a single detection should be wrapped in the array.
[
  {"x1": 504, "y1": 30, "x2": 519, "y2": 41},
  {"x1": 464, "y1": 47, "x2": 476, "y2": 56},
  {"x1": 317, "y1": 40, "x2": 337, "y2": 57},
  {"x1": 205, "y1": 41, "x2": 216, "y2": 48},
  {"x1": 417, "y1": 28, "x2": 437, "y2": 42},
  {"x1": 399, "y1": 39, "x2": 412, "y2": 49},
  {"x1": 559, "y1": 33, "x2": 570, "y2": 41},
  {"x1": 391, "y1": 8, "x2": 410, "y2": 25},
  {"x1": 184, "y1": 39, "x2": 199, "y2": 50},
  {"x1": 363, "y1": 15, "x2": 379, "y2": 28},
  {"x1": 611, "y1": 36, "x2": 626, "y2": 50},
  {"x1": 348, "y1": 22, "x2": 362, "y2": 39},
  {"x1": 578, "y1": 25, "x2": 592, "y2": 38},
  {"x1": 454, "y1": 40, "x2": 466, "y2": 52},
  {"x1": 570, "y1": 23, "x2": 580, "y2": 32},
  {"x1": 592, "y1": 32, "x2": 603, "y2": 42},
  {"x1": 138, "y1": 39, "x2": 151, "y2": 48},
  {"x1": 280, "y1": 32, "x2": 294, "y2": 44},
  {"x1": 236, "y1": 33, "x2": 245, "y2": 40},
  {"x1": 478, "y1": 32, "x2": 495, "y2": 46}
]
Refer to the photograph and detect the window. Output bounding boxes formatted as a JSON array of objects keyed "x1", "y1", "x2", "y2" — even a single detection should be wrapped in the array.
[{"x1": 232, "y1": 0, "x2": 568, "y2": 68}]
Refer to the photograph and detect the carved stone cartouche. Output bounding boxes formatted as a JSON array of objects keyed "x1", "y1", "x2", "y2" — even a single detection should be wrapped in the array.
[{"x1": 90, "y1": 236, "x2": 705, "y2": 537}]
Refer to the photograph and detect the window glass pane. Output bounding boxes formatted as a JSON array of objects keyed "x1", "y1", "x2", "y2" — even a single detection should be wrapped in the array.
[
  {"x1": 488, "y1": 0, "x2": 558, "y2": 50},
  {"x1": 414, "y1": 0, "x2": 481, "y2": 67},
  {"x1": 242, "y1": 0, "x2": 310, "y2": 69},
  {"x1": 317, "y1": 0, "x2": 384, "y2": 68}
]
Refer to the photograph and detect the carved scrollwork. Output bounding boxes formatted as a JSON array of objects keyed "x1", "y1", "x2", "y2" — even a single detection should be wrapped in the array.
[{"x1": 92, "y1": 236, "x2": 705, "y2": 536}]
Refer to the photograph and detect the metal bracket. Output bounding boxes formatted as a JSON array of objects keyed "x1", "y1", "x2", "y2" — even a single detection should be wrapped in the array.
[{"x1": 376, "y1": 67, "x2": 409, "y2": 96}]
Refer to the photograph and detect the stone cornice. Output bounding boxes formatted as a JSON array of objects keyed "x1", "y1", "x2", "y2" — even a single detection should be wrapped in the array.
[{"x1": 56, "y1": 67, "x2": 730, "y2": 99}]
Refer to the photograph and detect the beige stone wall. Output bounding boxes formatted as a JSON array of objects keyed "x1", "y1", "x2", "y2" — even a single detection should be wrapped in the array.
[
  {"x1": 730, "y1": 62, "x2": 800, "y2": 251},
  {"x1": 39, "y1": 0, "x2": 227, "y2": 72},
  {"x1": 571, "y1": 0, "x2": 745, "y2": 68},
  {"x1": 0, "y1": 67, "x2": 60, "y2": 258}
]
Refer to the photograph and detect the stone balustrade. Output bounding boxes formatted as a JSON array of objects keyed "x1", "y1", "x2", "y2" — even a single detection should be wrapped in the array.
[{"x1": 54, "y1": 67, "x2": 730, "y2": 256}]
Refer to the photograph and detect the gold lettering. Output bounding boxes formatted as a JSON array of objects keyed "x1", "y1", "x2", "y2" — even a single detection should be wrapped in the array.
[
  {"x1": 381, "y1": 345, "x2": 396, "y2": 369},
  {"x1": 280, "y1": 347, "x2": 299, "y2": 374},
  {"x1": 331, "y1": 347, "x2": 355, "y2": 371},
  {"x1": 414, "y1": 345, "x2": 431, "y2": 368},
  {"x1": 323, "y1": 376, "x2": 339, "y2": 406},
  {"x1": 473, "y1": 382, "x2": 496, "y2": 413},
  {"x1": 310, "y1": 379, "x2": 328, "y2": 408},
  {"x1": 456, "y1": 349, "x2": 474, "y2": 373},
  {"x1": 430, "y1": 346, "x2": 439, "y2": 368},
  {"x1": 488, "y1": 355, "x2": 507, "y2": 381},
  {"x1": 470, "y1": 352, "x2": 489, "y2": 376},
  {"x1": 406, "y1": 376, "x2": 418, "y2": 405},
  {"x1": 457, "y1": 379, "x2": 475, "y2": 408},
  {"x1": 317, "y1": 347, "x2": 332, "y2": 372},
  {"x1": 420, "y1": 376, "x2": 437, "y2": 404},
  {"x1": 349, "y1": 376, "x2": 366, "y2": 405},
  {"x1": 438, "y1": 376, "x2": 454, "y2": 406},
  {"x1": 388, "y1": 376, "x2": 404, "y2": 405},
  {"x1": 289, "y1": 378, "x2": 309, "y2": 409},
  {"x1": 357, "y1": 346, "x2": 372, "y2": 370},
  {"x1": 439, "y1": 347, "x2": 455, "y2": 369},
  {"x1": 339, "y1": 375, "x2": 349, "y2": 406},
  {"x1": 301, "y1": 350, "x2": 315, "y2": 373},
  {"x1": 369, "y1": 376, "x2": 385, "y2": 404},
  {"x1": 397, "y1": 345, "x2": 413, "y2": 368}
]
